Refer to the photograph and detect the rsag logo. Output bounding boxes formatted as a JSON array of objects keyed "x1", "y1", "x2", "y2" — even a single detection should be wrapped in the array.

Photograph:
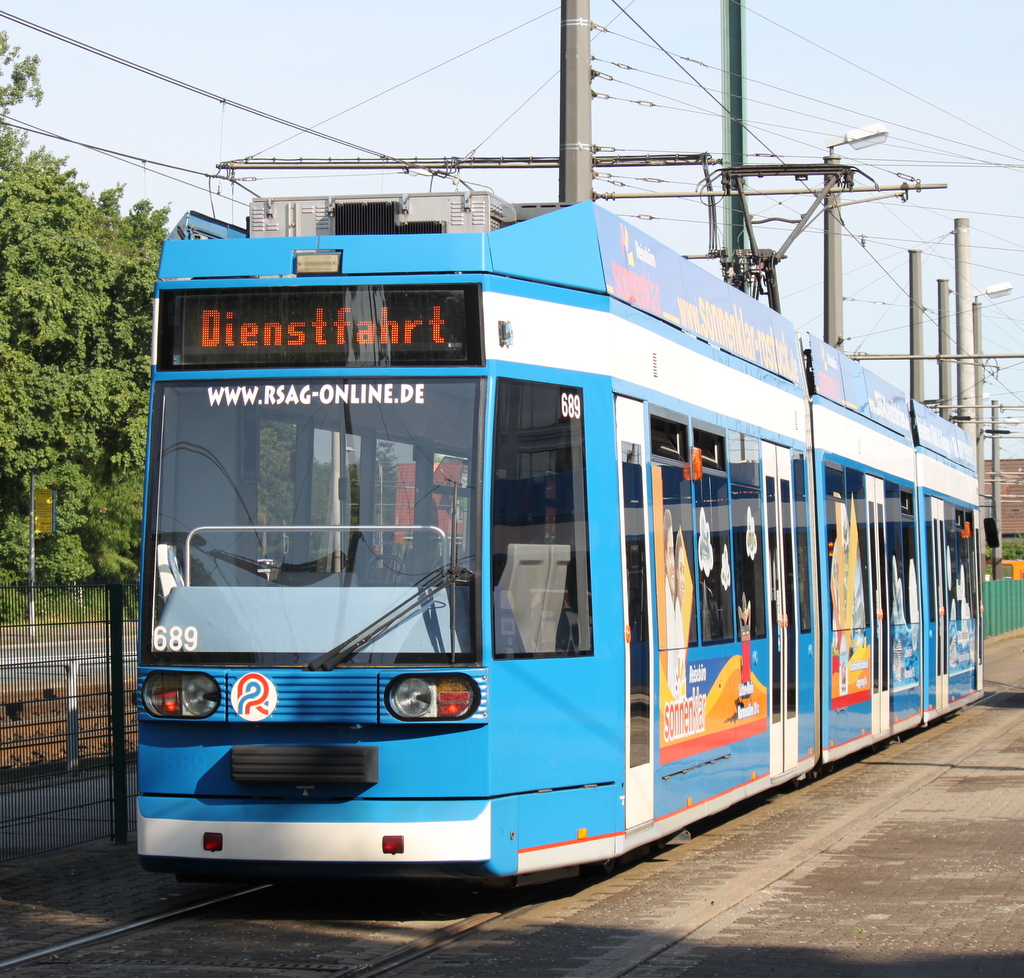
[{"x1": 230, "y1": 672, "x2": 278, "y2": 721}]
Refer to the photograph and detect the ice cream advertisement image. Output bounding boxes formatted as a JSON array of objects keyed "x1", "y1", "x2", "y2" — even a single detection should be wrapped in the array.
[
  {"x1": 829, "y1": 495, "x2": 871, "y2": 709},
  {"x1": 653, "y1": 467, "x2": 768, "y2": 766}
]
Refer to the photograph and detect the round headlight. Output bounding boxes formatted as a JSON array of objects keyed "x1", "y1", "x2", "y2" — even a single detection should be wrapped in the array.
[
  {"x1": 385, "y1": 674, "x2": 480, "y2": 721},
  {"x1": 142, "y1": 672, "x2": 221, "y2": 719},
  {"x1": 388, "y1": 677, "x2": 433, "y2": 718}
]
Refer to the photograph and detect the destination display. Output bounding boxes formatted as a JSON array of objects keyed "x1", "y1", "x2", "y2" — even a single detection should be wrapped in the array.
[{"x1": 158, "y1": 284, "x2": 481, "y2": 368}]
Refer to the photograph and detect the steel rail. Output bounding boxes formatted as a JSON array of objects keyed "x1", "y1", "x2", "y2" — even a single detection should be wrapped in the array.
[
  {"x1": 0, "y1": 884, "x2": 271, "y2": 972},
  {"x1": 323, "y1": 911, "x2": 502, "y2": 977}
]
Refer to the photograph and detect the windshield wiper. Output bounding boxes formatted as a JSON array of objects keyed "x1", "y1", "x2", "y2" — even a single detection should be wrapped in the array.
[{"x1": 305, "y1": 564, "x2": 471, "y2": 671}]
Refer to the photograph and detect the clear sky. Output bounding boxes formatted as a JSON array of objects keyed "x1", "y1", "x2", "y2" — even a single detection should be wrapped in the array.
[{"x1": 3, "y1": 1, "x2": 1023, "y2": 455}]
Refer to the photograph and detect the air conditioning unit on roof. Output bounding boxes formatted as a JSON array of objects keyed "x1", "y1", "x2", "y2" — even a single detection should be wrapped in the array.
[{"x1": 248, "y1": 191, "x2": 517, "y2": 238}]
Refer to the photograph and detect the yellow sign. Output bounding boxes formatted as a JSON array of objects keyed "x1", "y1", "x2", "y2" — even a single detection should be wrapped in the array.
[{"x1": 34, "y1": 488, "x2": 55, "y2": 534}]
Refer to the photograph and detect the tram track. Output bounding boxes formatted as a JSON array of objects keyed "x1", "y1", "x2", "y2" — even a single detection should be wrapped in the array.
[
  {"x1": 0, "y1": 866, "x2": 594, "y2": 978},
  {"x1": 0, "y1": 884, "x2": 271, "y2": 973},
  {"x1": 3, "y1": 687, "x2": 1022, "y2": 978}
]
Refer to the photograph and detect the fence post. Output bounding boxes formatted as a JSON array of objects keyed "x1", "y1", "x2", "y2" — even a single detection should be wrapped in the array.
[
  {"x1": 108, "y1": 583, "x2": 128, "y2": 844},
  {"x1": 66, "y1": 659, "x2": 79, "y2": 771}
]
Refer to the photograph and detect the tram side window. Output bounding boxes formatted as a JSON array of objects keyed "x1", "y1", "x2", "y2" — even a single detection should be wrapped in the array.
[
  {"x1": 951, "y1": 507, "x2": 979, "y2": 622},
  {"x1": 886, "y1": 484, "x2": 920, "y2": 687},
  {"x1": 651, "y1": 415, "x2": 696, "y2": 663},
  {"x1": 825, "y1": 463, "x2": 868, "y2": 651},
  {"x1": 492, "y1": 380, "x2": 593, "y2": 658},
  {"x1": 693, "y1": 426, "x2": 734, "y2": 643},
  {"x1": 729, "y1": 433, "x2": 766, "y2": 641}
]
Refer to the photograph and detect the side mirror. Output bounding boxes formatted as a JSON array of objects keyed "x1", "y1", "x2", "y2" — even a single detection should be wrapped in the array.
[{"x1": 984, "y1": 517, "x2": 1000, "y2": 549}]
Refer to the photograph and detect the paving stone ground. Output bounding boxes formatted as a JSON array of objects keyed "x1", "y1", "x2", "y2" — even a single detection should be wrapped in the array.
[{"x1": 1, "y1": 631, "x2": 1023, "y2": 976}]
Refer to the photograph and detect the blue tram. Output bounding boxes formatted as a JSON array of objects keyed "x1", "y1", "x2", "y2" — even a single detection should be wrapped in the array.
[{"x1": 137, "y1": 194, "x2": 981, "y2": 881}]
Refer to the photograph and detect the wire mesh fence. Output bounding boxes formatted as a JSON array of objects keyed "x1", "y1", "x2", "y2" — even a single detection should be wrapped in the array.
[{"x1": 0, "y1": 584, "x2": 137, "y2": 861}]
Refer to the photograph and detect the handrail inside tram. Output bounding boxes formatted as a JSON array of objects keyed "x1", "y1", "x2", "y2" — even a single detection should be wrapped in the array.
[{"x1": 182, "y1": 524, "x2": 448, "y2": 587}]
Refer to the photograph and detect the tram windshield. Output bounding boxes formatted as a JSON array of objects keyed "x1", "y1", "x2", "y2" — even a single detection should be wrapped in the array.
[{"x1": 144, "y1": 378, "x2": 482, "y2": 667}]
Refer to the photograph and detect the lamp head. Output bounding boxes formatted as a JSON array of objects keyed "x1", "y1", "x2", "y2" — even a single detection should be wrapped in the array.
[
  {"x1": 826, "y1": 122, "x2": 889, "y2": 152},
  {"x1": 977, "y1": 283, "x2": 1013, "y2": 299}
]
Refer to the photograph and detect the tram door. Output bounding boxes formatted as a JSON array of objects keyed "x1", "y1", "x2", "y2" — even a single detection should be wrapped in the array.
[
  {"x1": 764, "y1": 444, "x2": 798, "y2": 775},
  {"x1": 867, "y1": 476, "x2": 890, "y2": 736},
  {"x1": 616, "y1": 396, "x2": 654, "y2": 830}
]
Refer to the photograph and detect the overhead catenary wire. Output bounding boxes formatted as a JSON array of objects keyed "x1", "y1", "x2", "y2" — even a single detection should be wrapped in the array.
[
  {"x1": 0, "y1": 8, "x2": 435, "y2": 174},
  {"x1": 744, "y1": 3, "x2": 1024, "y2": 160},
  {"x1": 250, "y1": 6, "x2": 560, "y2": 159},
  {"x1": 602, "y1": 0, "x2": 787, "y2": 164},
  {"x1": 591, "y1": 46, "x2": 1024, "y2": 171}
]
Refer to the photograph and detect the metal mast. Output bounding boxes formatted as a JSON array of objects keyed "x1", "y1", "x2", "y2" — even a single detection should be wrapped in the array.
[
  {"x1": 721, "y1": 0, "x2": 747, "y2": 263},
  {"x1": 559, "y1": 0, "x2": 593, "y2": 204}
]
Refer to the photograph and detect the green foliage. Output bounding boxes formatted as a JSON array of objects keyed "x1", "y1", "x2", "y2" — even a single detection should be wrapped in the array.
[
  {"x1": 0, "y1": 38, "x2": 167, "y2": 582},
  {"x1": 999, "y1": 536, "x2": 1024, "y2": 561}
]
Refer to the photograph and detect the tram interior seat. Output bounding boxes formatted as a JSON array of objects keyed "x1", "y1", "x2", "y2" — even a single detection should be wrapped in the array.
[{"x1": 497, "y1": 543, "x2": 571, "y2": 654}]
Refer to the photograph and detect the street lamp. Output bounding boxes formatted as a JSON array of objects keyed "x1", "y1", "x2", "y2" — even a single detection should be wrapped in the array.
[
  {"x1": 969, "y1": 283, "x2": 1013, "y2": 507},
  {"x1": 823, "y1": 124, "x2": 889, "y2": 348},
  {"x1": 825, "y1": 122, "x2": 890, "y2": 152}
]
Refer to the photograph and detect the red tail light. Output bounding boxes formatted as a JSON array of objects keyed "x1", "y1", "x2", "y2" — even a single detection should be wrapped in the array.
[
  {"x1": 155, "y1": 689, "x2": 182, "y2": 714},
  {"x1": 437, "y1": 688, "x2": 472, "y2": 717},
  {"x1": 203, "y1": 832, "x2": 223, "y2": 852}
]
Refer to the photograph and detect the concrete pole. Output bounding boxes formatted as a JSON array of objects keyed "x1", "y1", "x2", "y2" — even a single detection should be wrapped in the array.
[
  {"x1": 954, "y1": 218, "x2": 974, "y2": 424},
  {"x1": 559, "y1": 0, "x2": 593, "y2": 204},
  {"x1": 973, "y1": 298, "x2": 985, "y2": 495},
  {"x1": 721, "y1": 0, "x2": 746, "y2": 260},
  {"x1": 824, "y1": 156, "x2": 843, "y2": 348},
  {"x1": 909, "y1": 250, "x2": 924, "y2": 402},
  {"x1": 991, "y1": 401, "x2": 1003, "y2": 579},
  {"x1": 937, "y1": 280, "x2": 952, "y2": 419}
]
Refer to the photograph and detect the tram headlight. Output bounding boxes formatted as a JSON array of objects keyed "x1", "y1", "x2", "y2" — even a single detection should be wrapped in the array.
[
  {"x1": 142, "y1": 671, "x2": 222, "y2": 719},
  {"x1": 385, "y1": 674, "x2": 479, "y2": 721}
]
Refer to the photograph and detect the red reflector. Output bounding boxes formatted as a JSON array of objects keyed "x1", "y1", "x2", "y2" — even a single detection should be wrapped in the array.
[
  {"x1": 437, "y1": 690, "x2": 471, "y2": 717},
  {"x1": 382, "y1": 835, "x2": 405, "y2": 854},
  {"x1": 203, "y1": 832, "x2": 223, "y2": 852}
]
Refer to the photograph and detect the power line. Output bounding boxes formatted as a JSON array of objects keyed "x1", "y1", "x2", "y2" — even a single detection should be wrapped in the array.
[
  {"x1": 744, "y1": 5, "x2": 1024, "y2": 160},
  {"x1": 0, "y1": 8, "x2": 421, "y2": 170},
  {"x1": 3, "y1": 116, "x2": 256, "y2": 208},
  {"x1": 593, "y1": 34, "x2": 1024, "y2": 170},
  {"x1": 603, "y1": 0, "x2": 786, "y2": 163},
  {"x1": 252, "y1": 7, "x2": 559, "y2": 159}
]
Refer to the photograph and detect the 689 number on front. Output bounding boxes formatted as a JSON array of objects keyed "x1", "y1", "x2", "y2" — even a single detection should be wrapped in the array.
[{"x1": 152, "y1": 625, "x2": 199, "y2": 652}]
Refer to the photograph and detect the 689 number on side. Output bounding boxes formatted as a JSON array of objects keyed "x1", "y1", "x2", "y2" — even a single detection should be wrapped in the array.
[{"x1": 560, "y1": 389, "x2": 582, "y2": 420}]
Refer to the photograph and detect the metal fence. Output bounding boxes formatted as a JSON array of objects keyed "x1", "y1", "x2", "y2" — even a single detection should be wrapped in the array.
[
  {"x1": 983, "y1": 578, "x2": 1024, "y2": 639},
  {"x1": 0, "y1": 584, "x2": 137, "y2": 862}
]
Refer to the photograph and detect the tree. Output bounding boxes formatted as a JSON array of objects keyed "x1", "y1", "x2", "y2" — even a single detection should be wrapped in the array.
[{"x1": 0, "y1": 33, "x2": 168, "y2": 582}]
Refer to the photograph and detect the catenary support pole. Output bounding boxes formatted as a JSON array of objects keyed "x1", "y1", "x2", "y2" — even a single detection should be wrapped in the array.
[
  {"x1": 721, "y1": 0, "x2": 746, "y2": 262},
  {"x1": 824, "y1": 157, "x2": 843, "y2": 348},
  {"x1": 954, "y1": 218, "x2": 974, "y2": 424},
  {"x1": 938, "y1": 280, "x2": 952, "y2": 419},
  {"x1": 909, "y1": 250, "x2": 924, "y2": 402},
  {"x1": 559, "y1": 0, "x2": 593, "y2": 204},
  {"x1": 973, "y1": 298, "x2": 985, "y2": 497},
  {"x1": 991, "y1": 402, "x2": 1003, "y2": 580}
]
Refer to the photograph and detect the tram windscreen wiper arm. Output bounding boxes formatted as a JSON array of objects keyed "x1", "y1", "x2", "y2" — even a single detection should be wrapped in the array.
[{"x1": 306, "y1": 564, "x2": 470, "y2": 671}]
